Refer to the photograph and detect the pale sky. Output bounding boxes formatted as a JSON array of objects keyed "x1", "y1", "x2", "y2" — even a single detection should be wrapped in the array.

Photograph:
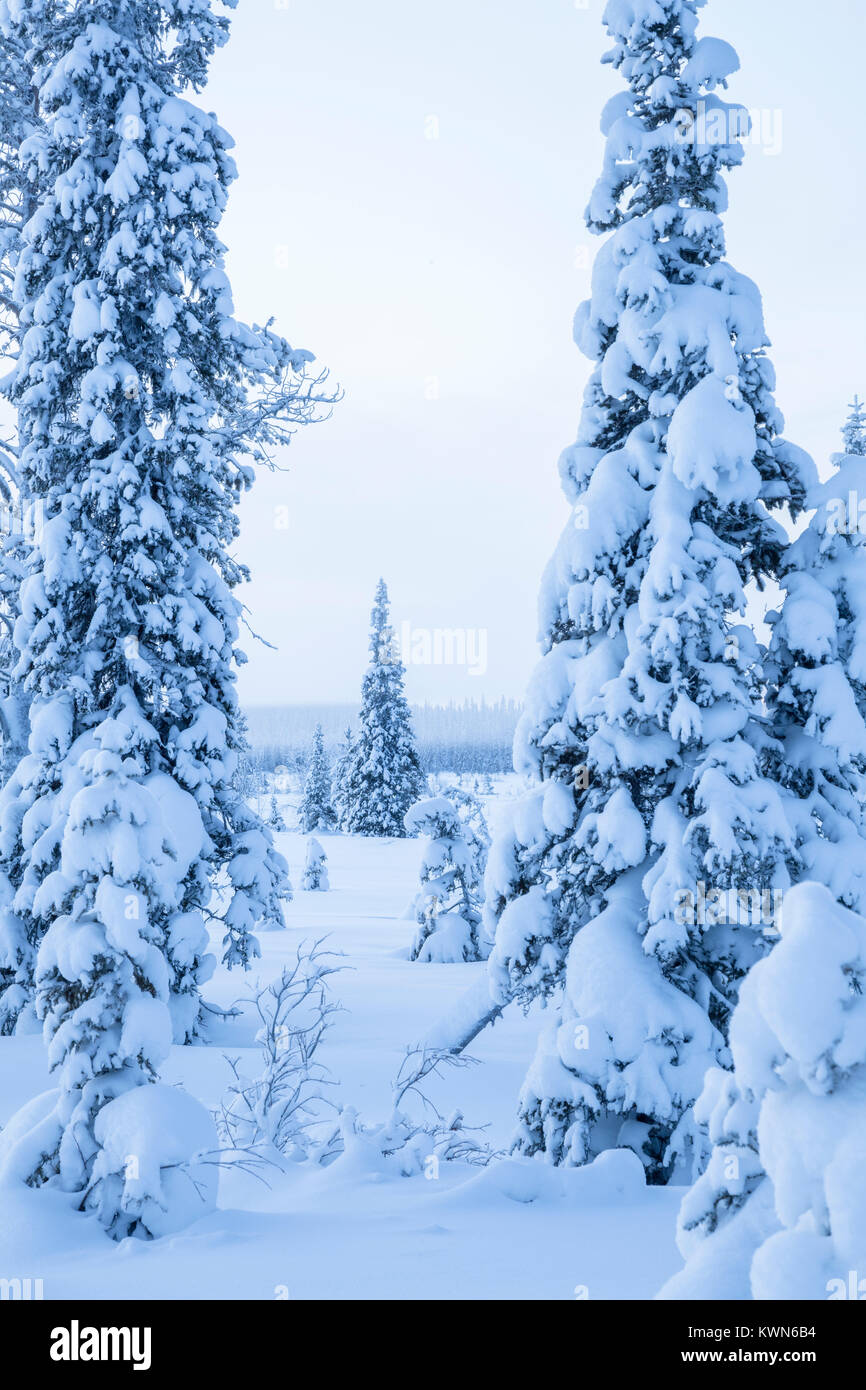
[{"x1": 203, "y1": 0, "x2": 866, "y2": 708}]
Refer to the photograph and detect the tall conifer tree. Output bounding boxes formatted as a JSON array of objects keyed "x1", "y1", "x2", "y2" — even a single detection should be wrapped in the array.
[
  {"x1": 0, "y1": 0, "x2": 330, "y2": 1227},
  {"x1": 298, "y1": 723, "x2": 335, "y2": 832},
  {"x1": 484, "y1": 0, "x2": 812, "y2": 1180},
  {"x1": 341, "y1": 581, "x2": 424, "y2": 836}
]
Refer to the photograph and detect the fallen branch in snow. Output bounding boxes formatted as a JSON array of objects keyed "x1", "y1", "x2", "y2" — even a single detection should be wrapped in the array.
[{"x1": 420, "y1": 972, "x2": 506, "y2": 1055}]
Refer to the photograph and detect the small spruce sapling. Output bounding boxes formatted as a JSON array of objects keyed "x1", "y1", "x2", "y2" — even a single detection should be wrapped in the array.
[{"x1": 302, "y1": 838, "x2": 329, "y2": 892}]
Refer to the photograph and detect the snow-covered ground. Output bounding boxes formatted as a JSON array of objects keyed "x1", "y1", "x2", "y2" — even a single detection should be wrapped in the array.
[{"x1": 0, "y1": 809, "x2": 685, "y2": 1300}]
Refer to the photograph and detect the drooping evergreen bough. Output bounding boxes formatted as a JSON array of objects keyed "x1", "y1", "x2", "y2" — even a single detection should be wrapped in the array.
[
  {"x1": 339, "y1": 580, "x2": 424, "y2": 837},
  {"x1": 484, "y1": 0, "x2": 812, "y2": 1181},
  {"x1": 298, "y1": 722, "x2": 335, "y2": 832},
  {"x1": 0, "y1": 0, "x2": 328, "y2": 1233}
]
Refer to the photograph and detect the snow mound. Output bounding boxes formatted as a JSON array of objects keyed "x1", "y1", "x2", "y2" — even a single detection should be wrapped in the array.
[
  {"x1": 89, "y1": 1084, "x2": 218, "y2": 1239},
  {"x1": 446, "y1": 1148, "x2": 645, "y2": 1208}
]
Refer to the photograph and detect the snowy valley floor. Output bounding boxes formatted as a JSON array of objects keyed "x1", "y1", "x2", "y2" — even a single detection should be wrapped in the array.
[{"x1": 0, "y1": 824, "x2": 685, "y2": 1300}]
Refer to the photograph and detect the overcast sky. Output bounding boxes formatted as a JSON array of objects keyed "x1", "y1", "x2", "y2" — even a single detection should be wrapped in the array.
[{"x1": 204, "y1": 0, "x2": 866, "y2": 708}]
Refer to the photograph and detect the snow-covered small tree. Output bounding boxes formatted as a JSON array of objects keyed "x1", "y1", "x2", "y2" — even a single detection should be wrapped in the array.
[
  {"x1": 267, "y1": 794, "x2": 287, "y2": 832},
  {"x1": 0, "y1": 0, "x2": 328, "y2": 1227},
  {"x1": 660, "y1": 883, "x2": 866, "y2": 1300},
  {"x1": 405, "y1": 797, "x2": 485, "y2": 963},
  {"x1": 661, "y1": 403, "x2": 866, "y2": 1288},
  {"x1": 298, "y1": 723, "x2": 335, "y2": 833},
  {"x1": 764, "y1": 400, "x2": 866, "y2": 915},
  {"x1": 302, "y1": 837, "x2": 329, "y2": 891},
  {"x1": 340, "y1": 581, "x2": 424, "y2": 836},
  {"x1": 330, "y1": 724, "x2": 353, "y2": 830},
  {"x1": 483, "y1": 0, "x2": 812, "y2": 1181},
  {"x1": 842, "y1": 394, "x2": 866, "y2": 457},
  {"x1": 442, "y1": 784, "x2": 490, "y2": 884}
]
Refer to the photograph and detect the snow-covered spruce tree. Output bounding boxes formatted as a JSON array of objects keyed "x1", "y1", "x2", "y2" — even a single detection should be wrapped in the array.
[
  {"x1": 659, "y1": 883, "x2": 866, "y2": 1300},
  {"x1": 842, "y1": 393, "x2": 866, "y2": 457},
  {"x1": 405, "y1": 796, "x2": 486, "y2": 963},
  {"x1": 301, "y1": 836, "x2": 329, "y2": 891},
  {"x1": 0, "y1": 0, "x2": 329, "y2": 1039},
  {"x1": 340, "y1": 580, "x2": 424, "y2": 836},
  {"x1": 267, "y1": 794, "x2": 286, "y2": 832},
  {"x1": 483, "y1": 0, "x2": 812, "y2": 1181},
  {"x1": 442, "y1": 783, "x2": 491, "y2": 884},
  {"x1": 764, "y1": 399, "x2": 866, "y2": 913},
  {"x1": 746, "y1": 885, "x2": 866, "y2": 1301},
  {"x1": 330, "y1": 723, "x2": 353, "y2": 830},
  {"x1": 0, "y1": 0, "x2": 329, "y2": 1225},
  {"x1": 298, "y1": 723, "x2": 335, "y2": 832},
  {"x1": 661, "y1": 401, "x2": 866, "y2": 1278}
]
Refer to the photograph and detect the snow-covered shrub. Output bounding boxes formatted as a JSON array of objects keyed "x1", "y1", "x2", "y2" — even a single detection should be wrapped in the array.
[
  {"x1": 88, "y1": 1085, "x2": 218, "y2": 1241},
  {"x1": 302, "y1": 838, "x2": 329, "y2": 891},
  {"x1": 267, "y1": 796, "x2": 287, "y2": 832},
  {"x1": 0, "y1": 1080, "x2": 217, "y2": 1241},
  {"x1": 661, "y1": 882, "x2": 866, "y2": 1300},
  {"x1": 298, "y1": 724, "x2": 335, "y2": 832},
  {"x1": 405, "y1": 797, "x2": 486, "y2": 963},
  {"x1": 338, "y1": 581, "x2": 424, "y2": 836},
  {"x1": 482, "y1": 0, "x2": 812, "y2": 1179},
  {"x1": 332, "y1": 1047, "x2": 494, "y2": 1178},
  {"x1": 218, "y1": 941, "x2": 342, "y2": 1163}
]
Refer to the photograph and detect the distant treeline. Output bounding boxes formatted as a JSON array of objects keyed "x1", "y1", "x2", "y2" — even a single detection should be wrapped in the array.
[{"x1": 243, "y1": 699, "x2": 520, "y2": 775}]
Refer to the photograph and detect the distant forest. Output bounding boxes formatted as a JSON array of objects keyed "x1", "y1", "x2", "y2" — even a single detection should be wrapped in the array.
[{"x1": 244, "y1": 699, "x2": 521, "y2": 775}]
